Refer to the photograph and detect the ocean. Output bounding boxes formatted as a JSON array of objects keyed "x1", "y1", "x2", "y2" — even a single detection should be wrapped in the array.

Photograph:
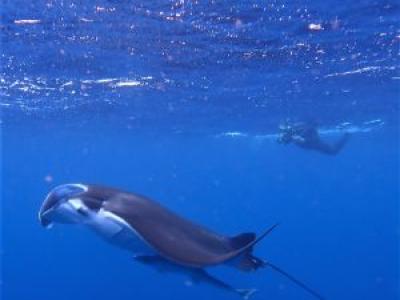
[{"x1": 1, "y1": 1, "x2": 399, "y2": 300}]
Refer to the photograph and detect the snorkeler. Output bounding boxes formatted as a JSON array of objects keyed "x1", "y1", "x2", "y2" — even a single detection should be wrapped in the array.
[{"x1": 277, "y1": 122, "x2": 349, "y2": 155}]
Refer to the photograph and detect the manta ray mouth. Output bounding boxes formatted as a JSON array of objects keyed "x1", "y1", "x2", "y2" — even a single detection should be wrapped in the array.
[
  {"x1": 39, "y1": 213, "x2": 53, "y2": 228},
  {"x1": 39, "y1": 205, "x2": 57, "y2": 228},
  {"x1": 39, "y1": 198, "x2": 90, "y2": 228},
  {"x1": 39, "y1": 206, "x2": 61, "y2": 228}
]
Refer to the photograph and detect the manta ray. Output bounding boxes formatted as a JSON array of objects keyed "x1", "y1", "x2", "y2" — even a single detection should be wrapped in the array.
[{"x1": 39, "y1": 183, "x2": 324, "y2": 299}]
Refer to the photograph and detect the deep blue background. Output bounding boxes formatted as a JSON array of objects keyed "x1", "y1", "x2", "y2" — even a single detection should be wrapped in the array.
[{"x1": 1, "y1": 1, "x2": 399, "y2": 300}]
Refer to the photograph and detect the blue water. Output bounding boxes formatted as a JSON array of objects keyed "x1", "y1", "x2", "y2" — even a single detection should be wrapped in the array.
[{"x1": 1, "y1": 1, "x2": 399, "y2": 300}]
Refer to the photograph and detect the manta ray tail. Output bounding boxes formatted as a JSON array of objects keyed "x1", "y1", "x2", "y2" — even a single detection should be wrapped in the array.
[
  {"x1": 236, "y1": 288, "x2": 258, "y2": 300},
  {"x1": 236, "y1": 258, "x2": 326, "y2": 300},
  {"x1": 229, "y1": 224, "x2": 325, "y2": 300},
  {"x1": 264, "y1": 262, "x2": 326, "y2": 300}
]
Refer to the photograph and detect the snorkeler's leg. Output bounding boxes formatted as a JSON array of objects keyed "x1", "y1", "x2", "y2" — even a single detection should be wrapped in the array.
[
  {"x1": 332, "y1": 133, "x2": 350, "y2": 154},
  {"x1": 317, "y1": 133, "x2": 350, "y2": 155}
]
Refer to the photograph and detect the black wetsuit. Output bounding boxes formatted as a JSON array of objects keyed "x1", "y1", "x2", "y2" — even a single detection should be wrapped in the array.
[{"x1": 278, "y1": 124, "x2": 349, "y2": 155}]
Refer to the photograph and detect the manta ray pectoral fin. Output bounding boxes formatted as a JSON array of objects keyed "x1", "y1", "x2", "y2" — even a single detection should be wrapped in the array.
[
  {"x1": 133, "y1": 255, "x2": 162, "y2": 266},
  {"x1": 188, "y1": 271, "x2": 203, "y2": 284},
  {"x1": 133, "y1": 255, "x2": 177, "y2": 274}
]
